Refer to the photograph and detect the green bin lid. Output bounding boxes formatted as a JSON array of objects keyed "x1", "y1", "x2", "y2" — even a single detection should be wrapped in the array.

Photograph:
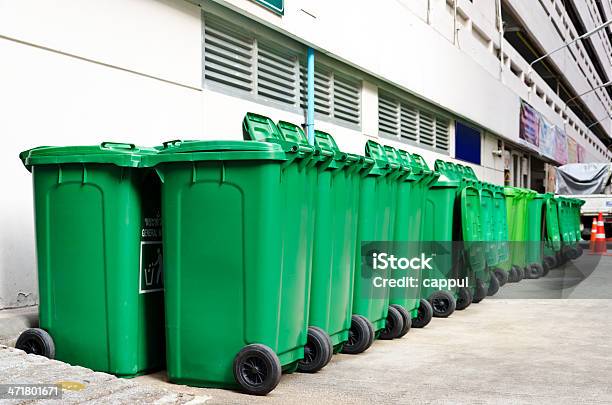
[
  {"x1": 365, "y1": 140, "x2": 399, "y2": 176},
  {"x1": 242, "y1": 112, "x2": 284, "y2": 142},
  {"x1": 143, "y1": 140, "x2": 289, "y2": 165},
  {"x1": 20, "y1": 142, "x2": 156, "y2": 169},
  {"x1": 277, "y1": 121, "x2": 308, "y2": 145}
]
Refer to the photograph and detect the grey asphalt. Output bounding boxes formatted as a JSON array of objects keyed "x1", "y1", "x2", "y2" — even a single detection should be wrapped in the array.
[{"x1": 1, "y1": 252, "x2": 611, "y2": 404}]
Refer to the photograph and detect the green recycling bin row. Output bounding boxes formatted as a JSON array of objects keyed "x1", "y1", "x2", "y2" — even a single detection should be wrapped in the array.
[{"x1": 18, "y1": 112, "x2": 584, "y2": 395}]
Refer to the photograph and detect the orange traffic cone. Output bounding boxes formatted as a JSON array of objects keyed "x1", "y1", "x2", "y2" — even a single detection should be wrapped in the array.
[
  {"x1": 595, "y1": 212, "x2": 606, "y2": 254},
  {"x1": 590, "y1": 217, "x2": 598, "y2": 251}
]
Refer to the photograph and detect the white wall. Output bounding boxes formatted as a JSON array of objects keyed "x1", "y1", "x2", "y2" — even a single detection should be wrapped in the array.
[{"x1": 0, "y1": 0, "x2": 203, "y2": 309}]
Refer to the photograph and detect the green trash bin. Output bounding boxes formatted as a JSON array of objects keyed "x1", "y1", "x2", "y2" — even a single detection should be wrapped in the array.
[
  {"x1": 308, "y1": 129, "x2": 369, "y2": 356},
  {"x1": 421, "y1": 168, "x2": 463, "y2": 318},
  {"x1": 384, "y1": 145, "x2": 421, "y2": 338},
  {"x1": 572, "y1": 199, "x2": 585, "y2": 257},
  {"x1": 541, "y1": 193, "x2": 561, "y2": 274},
  {"x1": 352, "y1": 140, "x2": 407, "y2": 341},
  {"x1": 17, "y1": 143, "x2": 165, "y2": 377},
  {"x1": 557, "y1": 196, "x2": 580, "y2": 260},
  {"x1": 480, "y1": 182, "x2": 507, "y2": 289},
  {"x1": 492, "y1": 185, "x2": 512, "y2": 283},
  {"x1": 504, "y1": 187, "x2": 527, "y2": 281},
  {"x1": 393, "y1": 150, "x2": 436, "y2": 329},
  {"x1": 434, "y1": 160, "x2": 488, "y2": 305},
  {"x1": 525, "y1": 193, "x2": 547, "y2": 279},
  {"x1": 144, "y1": 137, "x2": 314, "y2": 395}
]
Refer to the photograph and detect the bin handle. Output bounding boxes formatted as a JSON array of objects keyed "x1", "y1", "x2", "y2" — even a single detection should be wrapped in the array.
[
  {"x1": 162, "y1": 140, "x2": 183, "y2": 149},
  {"x1": 101, "y1": 142, "x2": 136, "y2": 150}
]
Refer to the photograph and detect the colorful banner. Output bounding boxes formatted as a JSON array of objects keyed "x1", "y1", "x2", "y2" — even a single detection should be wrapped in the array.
[
  {"x1": 577, "y1": 144, "x2": 586, "y2": 163},
  {"x1": 567, "y1": 136, "x2": 577, "y2": 163},
  {"x1": 539, "y1": 117, "x2": 556, "y2": 159},
  {"x1": 553, "y1": 126, "x2": 568, "y2": 165},
  {"x1": 519, "y1": 101, "x2": 540, "y2": 147}
]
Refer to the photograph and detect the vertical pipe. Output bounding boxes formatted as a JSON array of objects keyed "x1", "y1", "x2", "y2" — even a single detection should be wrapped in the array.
[{"x1": 306, "y1": 47, "x2": 315, "y2": 145}]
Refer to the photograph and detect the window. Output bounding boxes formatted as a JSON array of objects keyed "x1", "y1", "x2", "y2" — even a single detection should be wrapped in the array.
[
  {"x1": 455, "y1": 121, "x2": 481, "y2": 164},
  {"x1": 378, "y1": 91, "x2": 450, "y2": 152}
]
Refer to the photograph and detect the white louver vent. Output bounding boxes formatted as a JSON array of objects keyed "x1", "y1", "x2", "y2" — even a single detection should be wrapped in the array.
[
  {"x1": 257, "y1": 43, "x2": 299, "y2": 105},
  {"x1": 203, "y1": 16, "x2": 362, "y2": 126},
  {"x1": 333, "y1": 74, "x2": 361, "y2": 125},
  {"x1": 378, "y1": 91, "x2": 450, "y2": 152},
  {"x1": 299, "y1": 66, "x2": 332, "y2": 115},
  {"x1": 203, "y1": 18, "x2": 254, "y2": 92}
]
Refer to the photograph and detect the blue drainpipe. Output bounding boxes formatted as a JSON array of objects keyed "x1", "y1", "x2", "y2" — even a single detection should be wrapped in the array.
[{"x1": 306, "y1": 47, "x2": 315, "y2": 145}]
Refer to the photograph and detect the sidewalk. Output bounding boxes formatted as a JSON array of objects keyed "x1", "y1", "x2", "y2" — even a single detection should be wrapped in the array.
[{"x1": 0, "y1": 345, "x2": 205, "y2": 404}]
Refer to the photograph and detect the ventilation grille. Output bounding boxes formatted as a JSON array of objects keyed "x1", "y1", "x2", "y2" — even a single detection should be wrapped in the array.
[
  {"x1": 333, "y1": 74, "x2": 361, "y2": 125},
  {"x1": 378, "y1": 91, "x2": 450, "y2": 152},
  {"x1": 204, "y1": 19, "x2": 254, "y2": 92},
  {"x1": 257, "y1": 43, "x2": 298, "y2": 105}
]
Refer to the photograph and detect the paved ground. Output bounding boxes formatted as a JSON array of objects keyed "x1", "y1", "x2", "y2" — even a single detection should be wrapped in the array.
[{"x1": 2, "y1": 250, "x2": 611, "y2": 404}]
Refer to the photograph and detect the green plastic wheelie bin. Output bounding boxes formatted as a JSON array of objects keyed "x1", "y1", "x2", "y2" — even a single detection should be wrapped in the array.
[
  {"x1": 433, "y1": 160, "x2": 487, "y2": 306},
  {"x1": 393, "y1": 151, "x2": 436, "y2": 329},
  {"x1": 572, "y1": 199, "x2": 586, "y2": 257},
  {"x1": 557, "y1": 196, "x2": 579, "y2": 260},
  {"x1": 421, "y1": 168, "x2": 463, "y2": 318},
  {"x1": 277, "y1": 122, "x2": 369, "y2": 363},
  {"x1": 504, "y1": 187, "x2": 532, "y2": 281},
  {"x1": 525, "y1": 193, "x2": 547, "y2": 279},
  {"x1": 384, "y1": 145, "x2": 421, "y2": 338},
  {"x1": 541, "y1": 193, "x2": 562, "y2": 274},
  {"x1": 308, "y1": 129, "x2": 370, "y2": 356},
  {"x1": 17, "y1": 143, "x2": 165, "y2": 377},
  {"x1": 492, "y1": 185, "x2": 512, "y2": 283},
  {"x1": 145, "y1": 136, "x2": 314, "y2": 395},
  {"x1": 479, "y1": 182, "x2": 505, "y2": 292},
  {"x1": 352, "y1": 140, "x2": 407, "y2": 341}
]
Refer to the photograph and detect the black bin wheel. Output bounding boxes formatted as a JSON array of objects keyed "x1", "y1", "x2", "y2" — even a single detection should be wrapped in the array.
[
  {"x1": 455, "y1": 287, "x2": 472, "y2": 311},
  {"x1": 493, "y1": 268, "x2": 509, "y2": 287},
  {"x1": 428, "y1": 290, "x2": 456, "y2": 318},
  {"x1": 514, "y1": 265, "x2": 525, "y2": 281},
  {"x1": 528, "y1": 263, "x2": 544, "y2": 279},
  {"x1": 297, "y1": 326, "x2": 332, "y2": 373},
  {"x1": 233, "y1": 344, "x2": 282, "y2": 395},
  {"x1": 379, "y1": 305, "x2": 404, "y2": 340},
  {"x1": 472, "y1": 279, "x2": 487, "y2": 304},
  {"x1": 412, "y1": 298, "x2": 433, "y2": 328},
  {"x1": 15, "y1": 328, "x2": 55, "y2": 359},
  {"x1": 389, "y1": 304, "x2": 411, "y2": 338},
  {"x1": 487, "y1": 273, "x2": 500, "y2": 296},
  {"x1": 341, "y1": 314, "x2": 374, "y2": 355}
]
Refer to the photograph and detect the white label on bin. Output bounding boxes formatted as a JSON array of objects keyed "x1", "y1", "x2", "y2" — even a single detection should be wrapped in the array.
[{"x1": 139, "y1": 241, "x2": 163, "y2": 293}]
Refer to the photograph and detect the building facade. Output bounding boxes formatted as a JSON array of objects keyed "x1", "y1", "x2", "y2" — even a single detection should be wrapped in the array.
[{"x1": 1, "y1": 0, "x2": 611, "y2": 309}]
